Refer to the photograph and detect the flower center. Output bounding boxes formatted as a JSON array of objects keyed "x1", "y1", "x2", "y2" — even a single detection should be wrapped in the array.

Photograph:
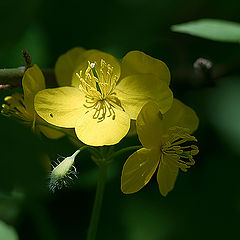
[
  {"x1": 75, "y1": 59, "x2": 124, "y2": 122},
  {"x1": 161, "y1": 126, "x2": 199, "y2": 172},
  {"x1": 1, "y1": 93, "x2": 32, "y2": 122}
]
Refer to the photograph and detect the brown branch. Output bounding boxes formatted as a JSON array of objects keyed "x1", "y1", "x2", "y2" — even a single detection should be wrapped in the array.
[
  {"x1": 22, "y1": 49, "x2": 32, "y2": 70},
  {"x1": 0, "y1": 67, "x2": 57, "y2": 90}
]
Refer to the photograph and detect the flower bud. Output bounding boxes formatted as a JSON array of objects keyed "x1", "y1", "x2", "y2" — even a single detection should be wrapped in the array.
[{"x1": 49, "y1": 149, "x2": 80, "y2": 192}]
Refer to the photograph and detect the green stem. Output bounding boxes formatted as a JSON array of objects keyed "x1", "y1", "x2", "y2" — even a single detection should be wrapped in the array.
[
  {"x1": 87, "y1": 164, "x2": 107, "y2": 240},
  {"x1": 77, "y1": 145, "x2": 89, "y2": 154},
  {"x1": 109, "y1": 145, "x2": 142, "y2": 161}
]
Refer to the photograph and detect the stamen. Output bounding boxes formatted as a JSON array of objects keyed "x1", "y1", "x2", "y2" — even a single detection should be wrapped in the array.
[
  {"x1": 161, "y1": 127, "x2": 199, "y2": 172},
  {"x1": 1, "y1": 93, "x2": 31, "y2": 122},
  {"x1": 75, "y1": 58, "x2": 123, "y2": 122}
]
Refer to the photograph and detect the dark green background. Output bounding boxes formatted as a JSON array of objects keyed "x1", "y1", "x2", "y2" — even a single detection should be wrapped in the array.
[{"x1": 0, "y1": 0, "x2": 240, "y2": 239}]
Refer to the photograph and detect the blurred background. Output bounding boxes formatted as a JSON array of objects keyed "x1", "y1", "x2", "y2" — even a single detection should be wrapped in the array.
[{"x1": 0, "y1": 0, "x2": 240, "y2": 239}]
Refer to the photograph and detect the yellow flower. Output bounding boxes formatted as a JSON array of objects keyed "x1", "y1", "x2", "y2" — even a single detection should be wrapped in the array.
[
  {"x1": 121, "y1": 99, "x2": 199, "y2": 196},
  {"x1": 34, "y1": 49, "x2": 173, "y2": 146},
  {"x1": 1, "y1": 65, "x2": 63, "y2": 139},
  {"x1": 55, "y1": 47, "x2": 86, "y2": 87}
]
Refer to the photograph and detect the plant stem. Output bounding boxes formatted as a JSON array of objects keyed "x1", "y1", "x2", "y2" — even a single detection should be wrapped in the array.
[
  {"x1": 109, "y1": 145, "x2": 142, "y2": 161},
  {"x1": 0, "y1": 67, "x2": 56, "y2": 89},
  {"x1": 87, "y1": 164, "x2": 107, "y2": 240},
  {"x1": 0, "y1": 67, "x2": 25, "y2": 88}
]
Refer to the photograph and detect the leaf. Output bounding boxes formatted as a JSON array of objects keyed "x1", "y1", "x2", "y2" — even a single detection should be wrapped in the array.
[
  {"x1": 171, "y1": 19, "x2": 240, "y2": 43},
  {"x1": 0, "y1": 221, "x2": 19, "y2": 240}
]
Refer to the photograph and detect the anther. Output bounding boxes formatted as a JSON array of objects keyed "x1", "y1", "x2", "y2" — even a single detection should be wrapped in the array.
[{"x1": 161, "y1": 127, "x2": 199, "y2": 172}]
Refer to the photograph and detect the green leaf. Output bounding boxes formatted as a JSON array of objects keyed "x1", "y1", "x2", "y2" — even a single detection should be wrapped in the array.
[
  {"x1": 171, "y1": 19, "x2": 240, "y2": 43},
  {"x1": 0, "y1": 221, "x2": 19, "y2": 240}
]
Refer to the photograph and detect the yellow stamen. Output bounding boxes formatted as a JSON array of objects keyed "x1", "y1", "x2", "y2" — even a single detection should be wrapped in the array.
[
  {"x1": 1, "y1": 93, "x2": 32, "y2": 122},
  {"x1": 75, "y1": 59, "x2": 123, "y2": 122},
  {"x1": 161, "y1": 127, "x2": 199, "y2": 172}
]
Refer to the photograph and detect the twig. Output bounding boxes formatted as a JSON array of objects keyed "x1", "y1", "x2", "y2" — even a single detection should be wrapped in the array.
[{"x1": 0, "y1": 67, "x2": 57, "y2": 89}]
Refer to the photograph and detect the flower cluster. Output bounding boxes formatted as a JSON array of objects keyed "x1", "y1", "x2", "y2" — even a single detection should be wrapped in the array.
[{"x1": 1, "y1": 47, "x2": 199, "y2": 195}]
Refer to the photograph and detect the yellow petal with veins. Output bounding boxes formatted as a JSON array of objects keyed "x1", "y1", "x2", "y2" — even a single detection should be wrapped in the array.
[
  {"x1": 22, "y1": 64, "x2": 45, "y2": 115},
  {"x1": 121, "y1": 148, "x2": 160, "y2": 194},
  {"x1": 34, "y1": 87, "x2": 85, "y2": 128},
  {"x1": 115, "y1": 74, "x2": 173, "y2": 119},
  {"x1": 121, "y1": 50, "x2": 171, "y2": 85},
  {"x1": 157, "y1": 154, "x2": 179, "y2": 196},
  {"x1": 136, "y1": 101, "x2": 164, "y2": 148},
  {"x1": 160, "y1": 98, "x2": 199, "y2": 134},
  {"x1": 136, "y1": 100, "x2": 199, "y2": 148},
  {"x1": 55, "y1": 47, "x2": 86, "y2": 86},
  {"x1": 72, "y1": 49, "x2": 121, "y2": 88},
  {"x1": 75, "y1": 108, "x2": 130, "y2": 146}
]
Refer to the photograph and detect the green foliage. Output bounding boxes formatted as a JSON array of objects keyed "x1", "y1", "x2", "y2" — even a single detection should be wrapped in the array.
[
  {"x1": 171, "y1": 19, "x2": 240, "y2": 43},
  {"x1": 1, "y1": 0, "x2": 240, "y2": 239},
  {"x1": 0, "y1": 113, "x2": 47, "y2": 196},
  {"x1": 0, "y1": 220, "x2": 18, "y2": 240},
  {"x1": 206, "y1": 76, "x2": 240, "y2": 154}
]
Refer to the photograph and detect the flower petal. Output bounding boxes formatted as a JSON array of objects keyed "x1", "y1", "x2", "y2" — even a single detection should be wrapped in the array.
[
  {"x1": 34, "y1": 87, "x2": 85, "y2": 128},
  {"x1": 72, "y1": 49, "x2": 121, "y2": 88},
  {"x1": 136, "y1": 99, "x2": 199, "y2": 148},
  {"x1": 121, "y1": 50, "x2": 170, "y2": 85},
  {"x1": 161, "y1": 98, "x2": 199, "y2": 134},
  {"x1": 115, "y1": 74, "x2": 173, "y2": 119},
  {"x1": 157, "y1": 154, "x2": 179, "y2": 196},
  {"x1": 75, "y1": 108, "x2": 130, "y2": 146},
  {"x1": 55, "y1": 47, "x2": 86, "y2": 86},
  {"x1": 136, "y1": 101, "x2": 165, "y2": 148},
  {"x1": 22, "y1": 64, "x2": 45, "y2": 115},
  {"x1": 121, "y1": 148, "x2": 160, "y2": 194}
]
